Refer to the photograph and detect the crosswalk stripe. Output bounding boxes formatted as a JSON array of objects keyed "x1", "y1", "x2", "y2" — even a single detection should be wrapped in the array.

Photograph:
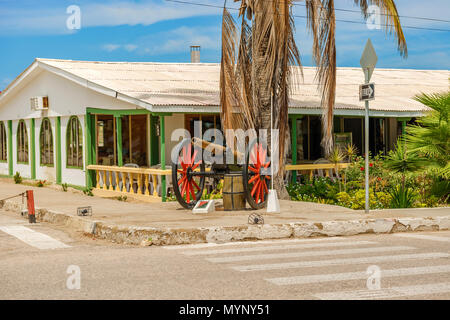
[
  {"x1": 164, "y1": 236, "x2": 353, "y2": 250},
  {"x1": 206, "y1": 246, "x2": 415, "y2": 263},
  {"x1": 231, "y1": 252, "x2": 450, "y2": 272},
  {"x1": 266, "y1": 264, "x2": 450, "y2": 285},
  {"x1": 181, "y1": 240, "x2": 376, "y2": 256},
  {"x1": 313, "y1": 282, "x2": 450, "y2": 300},
  {"x1": 0, "y1": 226, "x2": 70, "y2": 250},
  {"x1": 393, "y1": 233, "x2": 450, "y2": 242}
]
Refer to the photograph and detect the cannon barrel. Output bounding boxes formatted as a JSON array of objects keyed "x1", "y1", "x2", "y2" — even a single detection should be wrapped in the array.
[{"x1": 191, "y1": 137, "x2": 244, "y2": 160}]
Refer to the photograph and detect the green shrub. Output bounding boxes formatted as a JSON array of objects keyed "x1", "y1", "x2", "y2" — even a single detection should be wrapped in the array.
[
  {"x1": 83, "y1": 187, "x2": 94, "y2": 197},
  {"x1": 14, "y1": 172, "x2": 22, "y2": 184},
  {"x1": 61, "y1": 183, "x2": 69, "y2": 192},
  {"x1": 389, "y1": 186, "x2": 417, "y2": 208},
  {"x1": 117, "y1": 195, "x2": 127, "y2": 202}
]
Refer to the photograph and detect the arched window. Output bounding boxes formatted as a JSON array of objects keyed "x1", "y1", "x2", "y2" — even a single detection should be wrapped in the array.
[
  {"x1": 0, "y1": 121, "x2": 7, "y2": 161},
  {"x1": 67, "y1": 116, "x2": 83, "y2": 168},
  {"x1": 17, "y1": 120, "x2": 28, "y2": 163},
  {"x1": 40, "y1": 118, "x2": 54, "y2": 166}
]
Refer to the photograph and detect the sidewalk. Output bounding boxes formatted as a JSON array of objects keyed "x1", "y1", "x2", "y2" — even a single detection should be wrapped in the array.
[{"x1": 1, "y1": 178, "x2": 449, "y2": 245}]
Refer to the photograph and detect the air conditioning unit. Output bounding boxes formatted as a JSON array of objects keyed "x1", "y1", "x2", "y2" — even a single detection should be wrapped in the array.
[{"x1": 30, "y1": 96, "x2": 49, "y2": 111}]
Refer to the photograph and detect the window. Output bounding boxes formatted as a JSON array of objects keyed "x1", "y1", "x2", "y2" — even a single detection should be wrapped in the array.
[
  {"x1": 67, "y1": 116, "x2": 83, "y2": 168},
  {"x1": 0, "y1": 122, "x2": 6, "y2": 161},
  {"x1": 17, "y1": 120, "x2": 29, "y2": 163},
  {"x1": 40, "y1": 118, "x2": 54, "y2": 166}
]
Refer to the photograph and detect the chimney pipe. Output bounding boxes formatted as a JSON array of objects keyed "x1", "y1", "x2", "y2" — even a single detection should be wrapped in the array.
[{"x1": 190, "y1": 45, "x2": 200, "y2": 63}]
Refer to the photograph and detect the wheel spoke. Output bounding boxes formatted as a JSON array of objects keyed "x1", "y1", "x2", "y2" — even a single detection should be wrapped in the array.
[
  {"x1": 182, "y1": 147, "x2": 187, "y2": 165},
  {"x1": 262, "y1": 179, "x2": 268, "y2": 197},
  {"x1": 191, "y1": 179, "x2": 201, "y2": 191},
  {"x1": 192, "y1": 160, "x2": 202, "y2": 171},
  {"x1": 191, "y1": 149, "x2": 198, "y2": 166},
  {"x1": 186, "y1": 181, "x2": 191, "y2": 203},
  {"x1": 188, "y1": 181, "x2": 196, "y2": 202},
  {"x1": 181, "y1": 179, "x2": 188, "y2": 197},
  {"x1": 248, "y1": 174, "x2": 260, "y2": 184},
  {"x1": 255, "y1": 180, "x2": 262, "y2": 204},
  {"x1": 251, "y1": 179, "x2": 261, "y2": 197},
  {"x1": 249, "y1": 165, "x2": 259, "y2": 174},
  {"x1": 178, "y1": 175, "x2": 186, "y2": 186}
]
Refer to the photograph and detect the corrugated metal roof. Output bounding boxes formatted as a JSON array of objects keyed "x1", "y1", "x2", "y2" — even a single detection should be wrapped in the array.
[{"x1": 38, "y1": 58, "x2": 449, "y2": 112}]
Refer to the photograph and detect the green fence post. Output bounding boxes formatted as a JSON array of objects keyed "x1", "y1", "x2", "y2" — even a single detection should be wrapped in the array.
[
  {"x1": 8, "y1": 120, "x2": 13, "y2": 176},
  {"x1": 115, "y1": 115, "x2": 123, "y2": 167},
  {"x1": 160, "y1": 115, "x2": 166, "y2": 202},
  {"x1": 55, "y1": 117, "x2": 62, "y2": 184},
  {"x1": 30, "y1": 118, "x2": 36, "y2": 179}
]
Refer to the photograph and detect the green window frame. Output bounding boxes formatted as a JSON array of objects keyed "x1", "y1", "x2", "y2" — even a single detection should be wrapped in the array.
[
  {"x1": 0, "y1": 121, "x2": 6, "y2": 162},
  {"x1": 66, "y1": 116, "x2": 83, "y2": 169},
  {"x1": 17, "y1": 120, "x2": 29, "y2": 164},
  {"x1": 40, "y1": 118, "x2": 54, "y2": 166}
]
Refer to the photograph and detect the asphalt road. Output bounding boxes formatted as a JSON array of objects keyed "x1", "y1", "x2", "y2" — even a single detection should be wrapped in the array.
[{"x1": 0, "y1": 209, "x2": 449, "y2": 300}]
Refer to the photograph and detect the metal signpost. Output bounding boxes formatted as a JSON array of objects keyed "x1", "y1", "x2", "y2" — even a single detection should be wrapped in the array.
[{"x1": 360, "y1": 39, "x2": 378, "y2": 213}]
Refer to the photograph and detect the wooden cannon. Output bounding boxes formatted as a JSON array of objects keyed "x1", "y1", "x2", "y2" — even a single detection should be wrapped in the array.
[{"x1": 171, "y1": 137, "x2": 271, "y2": 210}]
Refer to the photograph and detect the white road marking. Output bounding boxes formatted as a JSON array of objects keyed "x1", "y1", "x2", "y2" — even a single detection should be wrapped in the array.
[
  {"x1": 393, "y1": 233, "x2": 450, "y2": 243},
  {"x1": 313, "y1": 282, "x2": 450, "y2": 300},
  {"x1": 0, "y1": 226, "x2": 70, "y2": 250},
  {"x1": 266, "y1": 265, "x2": 450, "y2": 285},
  {"x1": 232, "y1": 252, "x2": 450, "y2": 272},
  {"x1": 182, "y1": 240, "x2": 376, "y2": 256},
  {"x1": 163, "y1": 236, "x2": 353, "y2": 250},
  {"x1": 206, "y1": 246, "x2": 415, "y2": 263}
]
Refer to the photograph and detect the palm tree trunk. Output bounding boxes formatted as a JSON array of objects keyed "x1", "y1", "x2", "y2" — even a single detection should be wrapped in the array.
[{"x1": 259, "y1": 98, "x2": 290, "y2": 200}]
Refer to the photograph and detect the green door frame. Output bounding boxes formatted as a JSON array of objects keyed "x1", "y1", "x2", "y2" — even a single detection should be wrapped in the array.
[
  {"x1": 7, "y1": 120, "x2": 13, "y2": 176},
  {"x1": 289, "y1": 115, "x2": 303, "y2": 183},
  {"x1": 30, "y1": 118, "x2": 36, "y2": 179},
  {"x1": 55, "y1": 117, "x2": 62, "y2": 184},
  {"x1": 397, "y1": 117, "x2": 412, "y2": 136}
]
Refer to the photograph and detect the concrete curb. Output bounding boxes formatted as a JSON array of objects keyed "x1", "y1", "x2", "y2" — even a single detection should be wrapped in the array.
[{"x1": 1, "y1": 199, "x2": 449, "y2": 246}]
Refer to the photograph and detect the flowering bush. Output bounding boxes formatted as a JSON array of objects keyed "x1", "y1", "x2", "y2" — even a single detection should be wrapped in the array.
[{"x1": 288, "y1": 151, "x2": 447, "y2": 209}]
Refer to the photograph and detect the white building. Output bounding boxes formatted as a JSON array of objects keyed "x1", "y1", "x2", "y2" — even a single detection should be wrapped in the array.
[{"x1": 0, "y1": 58, "x2": 448, "y2": 201}]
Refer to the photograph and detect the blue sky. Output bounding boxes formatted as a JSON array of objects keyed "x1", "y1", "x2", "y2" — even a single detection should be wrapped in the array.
[{"x1": 0, "y1": 0, "x2": 449, "y2": 90}]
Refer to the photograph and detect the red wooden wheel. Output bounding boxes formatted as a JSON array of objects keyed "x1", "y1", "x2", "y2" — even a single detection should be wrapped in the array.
[
  {"x1": 172, "y1": 139, "x2": 205, "y2": 209},
  {"x1": 243, "y1": 140, "x2": 270, "y2": 209}
]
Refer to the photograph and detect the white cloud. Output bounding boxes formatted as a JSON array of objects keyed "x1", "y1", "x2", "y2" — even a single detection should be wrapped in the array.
[
  {"x1": 0, "y1": 0, "x2": 224, "y2": 35},
  {"x1": 124, "y1": 44, "x2": 138, "y2": 52},
  {"x1": 102, "y1": 44, "x2": 121, "y2": 52}
]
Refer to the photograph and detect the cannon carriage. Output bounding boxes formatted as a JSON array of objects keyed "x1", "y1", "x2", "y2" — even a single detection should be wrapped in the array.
[{"x1": 171, "y1": 137, "x2": 271, "y2": 210}]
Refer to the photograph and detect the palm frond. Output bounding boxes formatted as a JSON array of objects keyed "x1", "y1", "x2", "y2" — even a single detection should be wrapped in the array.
[
  {"x1": 219, "y1": 6, "x2": 245, "y2": 134},
  {"x1": 307, "y1": 0, "x2": 336, "y2": 155}
]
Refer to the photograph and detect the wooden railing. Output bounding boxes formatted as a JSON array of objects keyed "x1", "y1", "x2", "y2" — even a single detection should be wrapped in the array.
[
  {"x1": 285, "y1": 163, "x2": 351, "y2": 179},
  {"x1": 87, "y1": 165, "x2": 171, "y2": 202}
]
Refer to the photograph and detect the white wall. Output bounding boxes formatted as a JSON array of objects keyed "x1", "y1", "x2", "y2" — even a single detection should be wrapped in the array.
[
  {"x1": 0, "y1": 69, "x2": 140, "y2": 121},
  {"x1": 0, "y1": 68, "x2": 143, "y2": 186},
  {"x1": 61, "y1": 115, "x2": 86, "y2": 187}
]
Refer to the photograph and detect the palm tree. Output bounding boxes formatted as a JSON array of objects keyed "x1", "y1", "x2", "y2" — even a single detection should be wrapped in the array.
[
  {"x1": 220, "y1": 0, "x2": 407, "y2": 199},
  {"x1": 406, "y1": 92, "x2": 450, "y2": 178}
]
